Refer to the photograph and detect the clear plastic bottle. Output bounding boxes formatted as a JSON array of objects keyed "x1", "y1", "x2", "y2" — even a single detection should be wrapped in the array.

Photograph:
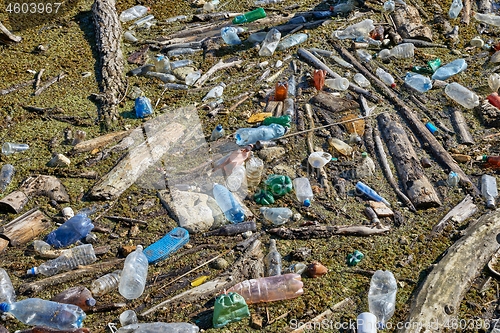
[
  {"x1": 212, "y1": 183, "x2": 246, "y2": 223},
  {"x1": 376, "y1": 68, "x2": 396, "y2": 88},
  {"x1": 227, "y1": 273, "x2": 303, "y2": 304},
  {"x1": 202, "y1": 82, "x2": 225, "y2": 101},
  {"x1": 167, "y1": 48, "x2": 202, "y2": 57},
  {"x1": 209, "y1": 124, "x2": 225, "y2": 141},
  {"x1": 380, "y1": 43, "x2": 414, "y2": 60},
  {"x1": 308, "y1": 152, "x2": 332, "y2": 168},
  {"x1": 353, "y1": 73, "x2": 371, "y2": 88},
  {"x1": 404, "y1": 73, "x2": 432, "y2": 93},
  {"x1": 259, "y1": 28, "x2": 281, "y2": 57},
  {"x1": 91, "y1": 270, "x2": 121, "y2": 297},
  {"x1": 276, "y1": 33, "x2": 308, "y2": 51},
  {"x1": 170, "y1": 59, "x2": 193, "y2": 70},
  {"x1": 355, "y1": 181, "x2": 391, "y2": 206},
  {"x1": 119, "y1": 245, "x2": 148, "y2": 300},
  {"x1": 131, "y1": 14, "x2": 155, "y2": 28},
  {"x1": 0, "y1": 268, "x2": 15, "y2": 304},
  {"x1": 383, "y1": 0, "x2": 395, "y2": 12},
  {"x1": 246, "y1": 155, "x2": 264, "y2": 188},
  {"x1": 356, "y1": 49, "x2": 372, "y2": 62},
  {"x1": 489, "y1": 73, "x2": 500, "y2": 92},
  {"x1": 265, "y1": 239, "x2": 282, "y2": 277},
  {"x1": 334, "y1": 19, "x2": 375, "y2": 40},
  {"x1": 260, "y1": 207, "x2": 293, "y2": 225},
  {"x1": 116, "y1": 322, "x2": 200, "y2": 333},
  {"x1": 288, "y1": 75, "x2": 296, "y2": 96},
  {"x1": 474, "y1": 12, "x2": 500, "y2": 27},
  {"x1": 481, "y1": 174, "x2": 498, "y2": 208},
  {"x1": 324, "y1": 78, "x2": 349, "y2": 91},
  {"x1": 2, "y1": 142, "x2": 29, "y2": 155},
  {"x1": 185, "y1": 70, "x2": 202, "y2": 86},
  {"x1": 368, "y1": 270, "x2": 397, "y2": 329},
  {"x1": 226, "y1": 165, "x2": 247, "y2": 192},
  {"x1": 221, "y1": 27, "x2": 241, "y2": 45},
  {"x1": 449, "y1": 0, "x2": 463, "y2": 18},
  {"x1": 51, "y1": 286, "x2": 96, "y2": 312},
  {"x1": 144, "y1": 72, "x2": 176, "y2": 83},
  {"x1": 28, "y1": 244, "x2": 97, "y2": 276},
  {"x1": 0, "y1": 298, "x2": 86, "y2": 330},
  {"x1": 120, "y1": 310, "x2": 138, "y2": 326},
  {"x1": 356, "y1": 152, "x2": 376, "y2": 179},
  {"x1": 235, "y1": 123, "x2": 286, "y2": 146},
  {"x1": 283, "y1": 98, "x2": 295, "y2": 117},
  {"x1": 444, "y1": 82, "x2": 479, "y2": 109},
  {"x1": 45, "y1": 212, "x2": 94, "y2": 248},
  {"x1": 293, "y1": 177, "x2": 314, "y2": 207},
  {"x1": 328, "y1": 137, "x2": 353, "y2": 156},
  {"x1": 431, "y1": 59, "x2": 467, "y2": 80},
  {"x1": 247, "y1": 31, "x2": 267, "y2": 44},
  {"x1": 0, "y1": 164, "x2": 14, "y2": 192},
  {"x1": 119, "y1": 5, "x2": 149, "y2": 23}
]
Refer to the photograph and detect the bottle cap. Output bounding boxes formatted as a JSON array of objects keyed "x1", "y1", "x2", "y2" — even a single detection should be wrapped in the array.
[
  {"x1": 0, "y1": 302, "x2": 10, "y2": 313},
  {"x1": 362, "y1": 152, "x2": 368, "y2": 158},
  {"x1": 86, "y1": 298, "x2": 97, "y2": 307},
  {"x1": 303, "y1": 199, "x2": 311, "y2": 207},
  {"x1": 216, "y1": 124, "x2": 223, "y2": 131},
  {"x1": 483, "y1": 154, "x2": 488, "y2": 161},
  {"x1": 27, "y1": 267, "x2": 38, "y2": 275}
]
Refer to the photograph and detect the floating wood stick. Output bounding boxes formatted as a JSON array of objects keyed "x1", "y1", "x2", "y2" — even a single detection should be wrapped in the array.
[
  {"x1": 461, "y1": 0, "x2": 471, "y2": 24},
  {"x1": 0, "y1": 209, "x2": 50, "y2": 247},
  {"x1": 268, "y1": 224, "x2": 390, "y2": 239},
  {"x1": 194, "y1": 57, "x2": 242, "y2": 87},
  {"x1": 34, "y1": 69, "x2": 45, "y2": 90},
  {"x1": 34, "y1": 72, "x2": 66, "y2": 96},
  {"x1": 0, "y1": 79, "x2": 36, "y2": 96},
  {"x1": 431, "y1": 194, "x2": 477, "y2": 234},
  {"x1": 0, "y1": 22, "x2": 21, "y2": 44},
  {"x1": 450, "y1": 108, "x2": 474, "y2": 145}
]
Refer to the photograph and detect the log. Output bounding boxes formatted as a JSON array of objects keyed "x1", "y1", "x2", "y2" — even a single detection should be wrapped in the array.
[
  {"x1": 0, "y1": 191, "x2": 29, "y2": 213},
  {"x1": 92, "y1": 0, "x2": 125, "y2": 129},
  {"x1": 431, "y1": 194, "x2": 477, "y2": 234},
  {"x1": 268, "y1": 224, "x2": 390, "y2": 240},
  {"x1": 400, "y1": 211, "x2": 500, "y2": 332},
  {"x1": 0, "y1": 79, "x2": 35, "y2": 96},
  {"x1": 0, "y1": 209, "x2": 51, "y2": 246},
  {"x1": 391, "y1": 5, "x2": 433, "y2": 41},
  {"x1": 71, "y1": 130, "x2": 130, "y2": 154},
  {"x1": 0, "y1": 22, "x2": 21, "y2": 44},
  {"x1": 378, "y1": 113, "x2": 441, "y2": 208},
  {"x1": 309, "y1": 92, "x2": 360, "y2": 113},
  {"x1": 450, "y1": 108, "x2": 474, "y2": 145}
]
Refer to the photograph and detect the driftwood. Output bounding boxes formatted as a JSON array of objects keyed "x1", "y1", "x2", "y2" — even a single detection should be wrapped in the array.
[
  {"x1": 0, "y1": 191, "x2": 29, "y2": 213},
  {"x1": 401, "y1": 211, "x2": 500, "y2": 333},
  {"x1": 194, "y1": 57, "x2": 242, "y2": 88},
  {"x1": 34, "y1": 69, "x2": 45, "y2": 90},
  {"x1": 450, "y1": 108, "x2": 474, "y2": 145},
  {"x1": 391, "y1": 5, "x2": 433, "y2": 41},
  {"x1": 290, "y1": 298, "x2": 352, "y2": 333},
  {"x1": 378, "y1": 113, "x2": 441, "y2": 208},
  {"x1": 268, "y1": 224, "x2": 390, "y2": 239},
  {"x1": 309, "y1": 92, "x2": 360, "y2": 113},
  {"x1": 330, "y1": 41, "x2": 479, "y2": 195},
  {"x1": 0, "y1": 78, "x2": 36, "y2": 96},
  {"x1": 431, "y1": 194, "x2": 477, "y2": 234},
  {"x1": 19, "y1": 258, "x2": 124, "y2": 294},
  {"x1": 0, "y1": 209, "x2": 51, "y2": 248},
  {"x1": 0, "y1": 22, "x2": 21, "y2": 44},
  {"x1": 92, "y1": 0, "x2": 125, "y2": 129},
  {"x1": 34, "y1": 73, "x2": 66, "y2": 96},
  {"x1": 71, "y1": 130, "x2": 130, "y2": 154}
]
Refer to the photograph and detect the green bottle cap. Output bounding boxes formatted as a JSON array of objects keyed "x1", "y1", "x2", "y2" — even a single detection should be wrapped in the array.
[
  {"x1": 362, "y1": 152, "x2": 368, "y2": 158},
  {"x1": 483, "y1": 154, "x2": 488, "y2": 161},
  {"x1": 232, "y1": 7, "x2": 266, "y2": 24}
]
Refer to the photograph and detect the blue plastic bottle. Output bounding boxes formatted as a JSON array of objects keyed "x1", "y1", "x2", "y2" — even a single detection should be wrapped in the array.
[
  {"x1": 221, "y1": 27, "x2": 242, "y2": 45},
  {"x1": 355, "y1": 181, "x2": 391, "y2": 207},
  {"x1": 0, "y1": 298, "x2": 86, "y2": 330},
  {"x1": 235, "y1": 123, "x2": 286, "y2": 146},
  {"x1": 213, "y1": 184, "x2": 245, "y2": 223},
  {"x1": 45, "y1": 212, "x2": 94, "y2": 248},
  {"x1": 135, "y1": 96, "x2": 153, "y2": 118},
  {"x1": 404, "y1": 73, "x2": 432, "y2": 93},
  {"x1": 431, "y1": 59, "x2": 467, "y2": 80}
]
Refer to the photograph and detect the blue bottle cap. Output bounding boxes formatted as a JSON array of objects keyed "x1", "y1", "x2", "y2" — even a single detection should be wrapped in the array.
[
  {"x1": 216, "y1": 124, "x2": 223, "y2": 131},
  {"x1": 0, "y1": 302, "x2": 10, "y2": 312},
  {"x1": 303, "y1": 199, "x2": 311, "y2": 207}
]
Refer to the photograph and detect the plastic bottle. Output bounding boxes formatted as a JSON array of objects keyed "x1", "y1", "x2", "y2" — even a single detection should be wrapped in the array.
[
  {"x1": 203, "y1": 0, "x2": 219, "y2": 12},
  {"x1": 170, "y1": 59, "x2": 193, "y2": 70},
  {"x1": 120, "y1": 310, "x2": 138, "y2": 326},
  {"x1": 259, "y1": 28, "x2": 281, "y2": 57},
  {"x1": 265, "y1": 239, "x2": 282, "y2": 276},
  {"x1": 123, "y1": 31, "x2": 138, "y2": 43},
  {"x1": 245, "y1": 156, "x2": 264, "y2": 188},
  {"x1": 489, "y1": 73, "x2": 500, "y2": 92},
  {"x1": 0, "y1": 268, "x2": 15, "y2": 304},
  {"x1": 51, "y1": 286, "x2": 96, "y2": 312},
  {"x1": 232, "y1": 7, "x2": 266, "y2": 24},
  {"x1": 288, "y1": 75, "x2": 296, "y2": 96},
  {"x1": 356, "y1": 152, "x2": 376, "y2": 178},
  {"x1": 483, "y1": 155, "x2": 500, "y2": 169},
  {"x1": 448, "y1": 0, "x2": 463, "y2": 18},
  {"x1": 45, "y1": 211, "x2": 94, "y2": 248},
  {"x1": 91, "y1": 270, "x2": 121, "y2": 297},
  {"x1": 2, "y1": 142, "x2": 29, "y2": 155},
  {"x1": 404, "y1": 73, "x2": 432, "y2": 93},
  {"x1": 119, "y1": 245, "x2": 148, "y2": 300},
  {"x1": 17, "y1": 327, "x2": 91, "y2": 333},
  {"x1": 334, "y1": 19, "x2": 375, "y2": 40},
  {"x1": 324, "y1": 78, "x2": 349, "y2": 91},
  {"x1": 355, "y1": 181, "x2": 391, "y2": 206},
  {"x1": 0, "y1": 164, "x2": 14, "y2": 192},
  {"x1": 235, "y1": 123, "x2": 286, "y2": 145},
  {"x1": 293, "y1": 177, "x2": 314, "y2": 207},
  {"x1": 213, "y1": 292, "x2": 249, "y2": 328},
  {"x1": 313, "y1": 69, "x2": 326, "y2": 90},
  {"x1": 203, "y1": 221, "x2": 256, "y2": 236},
  {"x1": 357, "y1": 312, "x2": 377, "y2": 333},
  {"x1": 202, "y1": 82, "x2": 225, "y2": 101},
  {"x1": 131, "y1": 14, "x2": 155, "y2": 28},
  {"x1": 283, "y1": 98, "x2": 295, "y2": 117},
  {"x1": 368, "y1": 270, "x2": 397, "y2": 329},
  {"x1": 209, "y1": 125, "x2": 225, "y2": 141},
  {"x1": 167, "y1": 48, "x2": 202, "y2": 57},
  {"x1": 276, "y1": 33, "x2": 308, "y2": 51},
  {"x1": 376, "y1": 68, "x2": 396, "y2": 88},
  {"x1": 221, "y1": 27, "x2": 241, "y2": 45},
  {"x1": 247, "y1": 31, "x2": 267, "y2": 44},
  {"x1": 260, "y1": 207, "x2": 293, "y2": 225},
  {"x1": 226, "y1": 165, "x2": 247, "y2": 192},
  {"x1": 308, "y1": 152, "x2": 332, "y2": 168},
  {"x1": 444, "y1": 82, "x2": 479, "y2": 109},
  {"x1": 354, "y1": 73, "x2": 371, "y2": 88},
  {"x1": 474, "y1": 12, "x2": 500, "y2": 26},
  {"x1": 213, "y1": 183, "x2": 246, "y2": 223},
  {"x1": 144, "y1": 71, "x2": 176, "y2": 83},
  {"x1": 383, "y1": 0, "x2": 395, "y2": 12},
  {"x1": 431, "y1": 58, "x2": 467, "y2": 80},
  {"x1": 227, "y1": 273, "x2": 303, "y2": 304},
  {"x1": 116, "y1": 322, "x2": 200, "y2": 333},
  {"x1": 185, "y1": 70, "x2": 202, "y2": 86},
  {"x1": 481, "y1": 174, "x2": 498, "y2": 208},
  {"x1": 28, "y1": 244, "x2": 97, "y2": 276},
  {"x1": 119, "y1": 5, "x2": 149, "y2": 22},
  {"x1": 262, "y1": 115, "x2": 291, "y2": 127},
  {"x1": 0, "y1": 299, "x2": 86, "y2": 330},
  {"x1": 378, "y1": 43, "x2": 414, "y2": 60},
  {"x1": 425, "y1": 122, "x2": 438, "y2": 135},
  {"x1": 328, "y1": 137, "x2": 353, "y2": 156},
  {"x1": 356, "y1": 49, "x2": 372, "y2": 62},
  {"x1": 135, "y1": 96, "x2": 153, "y2": 118}
]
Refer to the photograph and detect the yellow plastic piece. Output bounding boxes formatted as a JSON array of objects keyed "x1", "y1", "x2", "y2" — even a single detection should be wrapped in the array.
[
  {"x1": 247, "y1": 112, "x2": 272, "y2": 123},
  {"x1": 191, "y1": 275, "x2": 209, "y2": 287}
]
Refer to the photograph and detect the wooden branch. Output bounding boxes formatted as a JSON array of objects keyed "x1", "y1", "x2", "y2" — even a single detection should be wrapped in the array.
[
  {"x1": 92, "y1": 0, "x2": 125, "y2": 129},
  {"x1": 19, "y1": 258, "x2": 124, "y2": 294},
  {"x1": 268, "y1": 224, "x2": 390, "y2": 239},
  {"x1": 0, "y1": 21, "x2": 21, "y2": 44},
  {"x1": 34, "y1": 73, "x2": 66, "y2": 96},
  {"x1": 400, "y1": 211, "x2": 500, "y2": 332},
  {"x1": 378, "y1": 113, "x2": 441, "y2": 208},
  {"x1": 21, "y1": 175, "x2": 70, "y2": 202},
  {"x1": 0, "y1": 79, "x2": 35, "y2": 95},
  {"x1": 71, "y1": 130, "x2": 130, "y2": 154},
  {"x1": 34, "y1": 69, "x2": 45, "y2": 90},
  {"x1": 461, "y1": 0, "x2": 471, "y2": 24},
  {"x1": 431, "y1": 194, "x2": 477, "y2": 234},
  {"x1": 450, "y1": 108, "x2": 474, "y2": 145},
  {"x1": 290, "y1": 298, "x2": 352, "y2": 333},
  {"x1": 409, "y1": 95, "x2": 454, "y2": 135},
  {"x1": 194, "y1": 57, "x2": 242, "y2": 87},
  {"x1": 0, "y1": 209, "x2": 51, "y2": 246},
  {"x1": 330, "y1": 41, "x2": 480, "y2": 196}
]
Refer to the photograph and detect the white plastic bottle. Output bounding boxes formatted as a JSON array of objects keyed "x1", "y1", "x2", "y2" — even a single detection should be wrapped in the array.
[
  {"x1": 119, "y1": 245, "x2": 148, "y2": 300},
  {"x1": 324, "y1": 78, "x2": 349, "y2": 91},
  {"x1": 378, "y1": 43, "x2": 414, "y2": 60},
  {"x1": 119, "y1": 5, "x2": 149, "y2": 22},
  {"x1": 293, "y1": 177, "x2": 314, "y2": 207},
  {"x1": 376, "y1": 68, "x2": 396, "y2": 88},
  {"x1": 259, "y1": 28, "x2": 281, "y2": 57},
  {"x1": 0, "y1": 268, "x2": 15, "y2": 304}
]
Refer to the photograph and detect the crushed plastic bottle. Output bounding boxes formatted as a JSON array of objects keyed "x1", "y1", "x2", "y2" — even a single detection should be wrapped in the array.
[
  {"x1": 235, "y1": 123, "x2": 286, "y2": 145},
  {"x1": 353, "y1": 73, "x2": 371, "y2": 88},
  {"x1": 119, "y1": 245, "x2": 148, "y2": 300},
  {"x1": 260, "y1": 207, "x2": 293, "y2": 225},
  {"x1": 228, "y1": 274, "x2": 303, "y2": 304},
  {"x1": 91, "y1": 270, "x2": 121, "y2": 297},
  {"x1": 431, "y1": 58, "x2": 467, "y2": 80},
  {"x1": 356, "y1": 49, "x2": 372, "y2": 62},
  {"x1": 135, "y1": 96, "x2": 153, "y2": 118},
  {"x1": 116, "y1": 322, "x2": 199, "y2": 333},
  {"x1": 376, "y1": 68, "x2": 396, "y2": 88},
  {"x1": 120, "y1": 310, "x2": 138, "y2": 326},
  {"x1": 119, "y1": 5, "x2": 149, "y2": 22},
  {"x1": 213, "y1": 292, "x2": 249, "y2": 328},
  {"x1": 383, "y1": 0, "x2": 395, "y2": 12},
  {"x1": 368, "y1": 270, "x2": 397, "y2": 329},
  {"x1": 293, "y1": 177, "x2": 314, "y2": 207},
  {"x1": 2, "y1": 142, "x2": 29, "y2": 155},
  {"x1": 324, "y1": 78, "x2": 349, "y2": 91},
  {"x1": 259, "y1": 28, "x2": 281, "y2": 57},
  {"x1": 185, "y1": 70, "x2": 201, "y2": 86},
  {"x1": 446, "y1": 171, "x2": 460, "y2": 187},
  {"x1": 209, "y1": 124, "x2": 225, "y2": 141},
  {"x1": 221, "y1": 27, "x2": 241, "y2": 45},
  {"x1": 334, "y1": 19, "x2": 375, "y2": 40},
  {"x1": 46, "y1": 210, "x2": 94, "y2": 248},
  {"x1": 449, "y1": 0, "x2": 463, "y2": 18},
  {"x1": 276, "y1": 33, "x2": 308, "y2": 51},
  {"x1": 483, "y1": 155, "x2": 500, "y2": 169},
  {"x1": 213, "y1": 183, "x2": 246, "y2": 223},
  {"x1": 347, "y1": 250, "x2": 364, "y2": 266},
  {"x1": 51, "y1": 286, "x2": 96, "y2": 312},
  {"x1": 0, "y1": 164, "x2": 14, "y2": 192},
  {"x1": 356, "y1": 152, "x2": 376, "y2": 178},
  {"x1": 308, "y1": 151, "x2": 332, "y2": 168},
  {"x1": 0, "y1": 268, "x2": 15, "y2": 304},
  {"x1": 444, "y1": 82, "x2": 479, "y2": 109},
  {"x1": 265, "y1": 174, "x2": 293, "y2": 197},
  {"x1": 233, "y1": 7, "x2": 266, "y2": 24},
  {"x1": 481, "y1": 174, "x2": 498, "y2": 208},
  {"x1": 355, "y1": 181, "x2": 391, "y2": 207},
  {"x1": 378, "y1": 43, "x2": 414, "y2": 60},
  {"x1": 404, "y1": 72, "x2": 432, "y2": 93},
  {"x1": 474, "y1": 12, "x2": 500, "y2": 26},
  {"x1": 202, "y1": 82, "x2": 225, "y2": 101},
  {"x1": 265, "y1": 239, "x2": 282, "y2": 276},
  {"x1": 28, "y1": 244, "x2": 97, "y2": 276}
]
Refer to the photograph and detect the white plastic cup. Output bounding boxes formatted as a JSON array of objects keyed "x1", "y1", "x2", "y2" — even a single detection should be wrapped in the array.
[
  {"x1": 308, "y1": 152, "x2": 332, "y2": 168},
  {"x1": 120, "y1": 309, "x2": 138, "y2": 326},
  {"x1": 357, "y1": 312, "x2": 377, "y2": 333}
]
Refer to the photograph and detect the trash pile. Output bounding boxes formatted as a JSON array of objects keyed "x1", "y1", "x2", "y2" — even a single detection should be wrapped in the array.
[{"x1": 2, "y1": 0, "x2": 500, "y2": 331}]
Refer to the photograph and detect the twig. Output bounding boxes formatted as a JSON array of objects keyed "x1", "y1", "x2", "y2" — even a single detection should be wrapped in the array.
[
  {"x1": 267, "y1": 311, "x2": 289, "y2": 325},
  {"x1": 228, "y1": 93, "x2": 251, "y2": 112},
  {"x1": 0, "y1": 21, "x2": 22, "y2": 44},
  {"x1": 194, "y1": 58, "x2": 242, "y2": 87},
  {"x1": 34, "y1": 69, "x2": 45, "y2": 90},
  {"x1": 0, "y1": 79, "x2": 36, "y2": 95},
  {"x1": 104, "y1": 215, "x2": 148, "y2": 225},
  {"x1": 289, "y1": 298, "x2": 352, "y2": 333},
  {"x1": 34, "y1": 72, "x2": 66, "y2": 96}
]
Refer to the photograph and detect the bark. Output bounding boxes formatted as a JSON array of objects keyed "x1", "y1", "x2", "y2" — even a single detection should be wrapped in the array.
[
  {"x1": 0, "y1": 209, "x2": 51, "y2": 247},
  {"x1": 450, "y1": 108, "x2": 475, "y2": 145},
  {"x1": 268, "y1": 224, "x2": 390, "y2": 240},
  {"x1": 309, "y1": 92, "x2": 360, "y2": 113},
  {"x1": 431, "y1": 194, "x2": 477, "y2": 234},
  {"x1": 92, "y1": 0, "x2": 125, "y2": 130},
  {"x1": 0, "y1": 191, "x2": 29, "y2": 213}
]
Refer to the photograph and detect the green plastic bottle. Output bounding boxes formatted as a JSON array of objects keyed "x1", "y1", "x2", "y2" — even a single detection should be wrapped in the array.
[
  {"x1": 262, "y1": 115, "x2": 291, "y2": 127},
  {"x1": 232, "y1": 7, "x2": 266, "y2": 24},
  {"x1": 213, "y1": 292, "x2": 250, "y2": 328},
  {"x1": 265, "y1": 174, "x2": 293, "y2": 197}
]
